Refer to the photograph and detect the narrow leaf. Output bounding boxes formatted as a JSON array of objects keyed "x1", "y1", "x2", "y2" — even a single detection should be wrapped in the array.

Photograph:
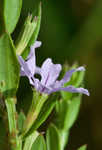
[
  {"x1": 65, "y1": 97, "x2": 81, "y2": 129},
  {"x1": 78, "y1": 145, "x2": 87, "y2": 150},
  {"x1": 23, "y1": 131, "x2": 39, "y2": 150},
  {"x1": 55, "y1": 97, "x2": 81, "y2": 130},
  {"x1": 31, "y1": 135, "x2": 46, "y2": 150},
  {"x1": 0, "y1": 33, "x2": 19, "y2": 98},
  {"x1": 16, "y1": 15, "x2": 37, "y2": 55},
  {"x1": 22, "y1": 2, "x2": 41, "y2": 59},
  {"x1": 29, "y1": 2, "x2": 41, "y2": 45},
  {"x1": 18, "y1": 111, "x2": 26, "y2": 132},
  {"x1": 60, "y1": 130, "x2": 69, "y2": 150},
  {"x1": 3, "y1": 0, "x2": 22, "y2": 33},
  {"x1": 46, "y1": 124, "x2": 61, "y2": 150}
]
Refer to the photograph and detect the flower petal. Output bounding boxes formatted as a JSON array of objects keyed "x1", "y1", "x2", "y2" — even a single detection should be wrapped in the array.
[
  {"x1": 54, "y1": 66, "x2": 85, "y2": 87},
  {"x1": 27, "y1": 41, "x2": 41, "y2": 60},
  {"x1": 40, "y1": 58, "x2": 62, "y2": 86},
  {"x1": 31, "y1": 78, "x2": 51, "y2": 94},
  {"x1": 18, "y1": 55, "x2": 32, "y2": 77},
  {"x1": 35, "y1": 67, "x2": 41, "y2": 74},
  {"x1": 34, "y1": 41, "x2": 42, "y2": 49},
  {"x1": 49, "y1": 85, "x2": 89, "y2": 96},
  {"x1": 26, "y1": 41, "x2": 41, "y2": 75}
]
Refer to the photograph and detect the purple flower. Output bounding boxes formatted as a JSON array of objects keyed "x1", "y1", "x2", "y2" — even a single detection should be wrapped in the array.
[
  {"x1": 18, "y1": 42, "x2": 89, "y2": 96},
  {"x1": 18, "y1": 41, "x2": 41, "y2": 85}
]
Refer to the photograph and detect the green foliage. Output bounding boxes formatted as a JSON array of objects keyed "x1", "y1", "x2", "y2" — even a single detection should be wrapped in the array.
[
  {"x1": 0, "y1": 33, "x2": 19, "y2": 98},
  {"x1": 28, "y1": 2, "x2": 41, "y2": 46},
  {"x1": 3, "y1": 0, "x2": 22, "y2": 33},
  {"x1": 16, "y1": 15, "x2": 37, "y2": 55},
  {"x1": 22, "y1": 2, "x2": 41, "y2": 59},
  {"x1": 53, "y1": 95, "x2": 82, "y2": 149},
  {"x1": 0, "y1": 0, "x2": 90, "y2": 150},
  {"x1": 61, "y1": 63, "x2": 85, "y2": 101},
  {"x1": 23, "y1": 131, "x2": 39, "y2": 150},
  {"x1": 46, "y1": 124, "x2": 61, "y2": 150},
  {"x1": 60, "y1": 130, "x2": 69, "y2": 150},
  {"x1": 31, "y1": 135, "x2": 46, "y2": 150},
  {"x1": 27, "y1": 95, "x2": 57, "y2": 134},
  {"x1": 22, "y1": 91, "x2": 48, "y2": 136},
  {"x1": 55, "y1": 96, "x2": 81, "y2": 131},
  {"x1": 78, "y1": 145, "x2": 87, "y2": 150},
  {"x1": 18, "y1": 111, "x2": 26, "y2": 132}
]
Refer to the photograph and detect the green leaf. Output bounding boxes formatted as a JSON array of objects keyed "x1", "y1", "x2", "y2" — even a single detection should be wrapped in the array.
[
  {"x1": 16, "y1": 15, "x2": 37, "y2": 55},
  {"x1": 65, "y1": 97, "x2": 81, "y2": 129},
  {"x1": 75, "y1": 71, "x2": 85, "y2": 87},
  {"x1": 22, "y1": 2, "x2": 41, "y2": 59},
  {"x1": 27, "y1": 95, "x2": 56, "y2": 135},
  {"x1": 46, "y1": 124, "x2": 61, "y2": 150},
  {"x1": 31, "y1": 135, "x2": 46, "y2": 150},
  {"x1": 3, "y1": 0, "x2": 22, "y2": 33},
  {"x1": 29, "y1": 2, "x2": 41, "y2": 45},
  {"x1": 18, "y1": 111, "x2": 26, "y2": 132},
  {"x1": 78, "y1": 145, "x2": 87, "y2": 150},
  {"x1": 23, "y1": 131, "x2": 39, "y2": 150},
  {"x1": 61, "y1": 90, "x2": 72, "y2": 101},
  {"x1": 60, "y1": 130, "x2": 69, "y2": 150},
  {"x1": 55, "y1": 97, "x2": 81, "y2": 130},
  {"x1": 0, "y1": 33, "x2": 19, "y2": 98}
]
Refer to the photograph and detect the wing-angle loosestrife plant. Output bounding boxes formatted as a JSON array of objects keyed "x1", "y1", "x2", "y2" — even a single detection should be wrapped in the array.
[
  {"x1": 0, "y1": 1, "x2": 90, "y2": 149},
  {"x1": 18, "y1": 41, "x2": 89, "y2": 96}
]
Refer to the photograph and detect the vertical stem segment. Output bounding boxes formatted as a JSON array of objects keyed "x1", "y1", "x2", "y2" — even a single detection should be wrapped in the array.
[
  {"x1": 22, "y1": 91, "x2": 48, "y2": 136},
  {"x1": 5, "y1": 97, "x2": 22, "y2": 150}
]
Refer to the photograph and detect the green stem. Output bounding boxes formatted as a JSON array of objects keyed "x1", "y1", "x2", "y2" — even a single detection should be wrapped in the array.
[
  {"x1": 5, "y1": 97, "x2": 22, "y2": 150},
  {"x1": 22, "y1": 91, "x2": 48, "y2": 136}
]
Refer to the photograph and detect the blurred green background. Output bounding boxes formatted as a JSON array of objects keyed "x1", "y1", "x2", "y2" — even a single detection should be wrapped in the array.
[{"x1": 17, "y1": 0, "x2": 102, "y2": 149}]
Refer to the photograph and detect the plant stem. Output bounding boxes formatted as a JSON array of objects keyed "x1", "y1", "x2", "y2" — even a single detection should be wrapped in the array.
[
  {"x1": 5, "y1": 97, "x2": 22, "y2": 150},
  {"x1": 22, "y1": 91, "x2": 48, "y2": 136}
]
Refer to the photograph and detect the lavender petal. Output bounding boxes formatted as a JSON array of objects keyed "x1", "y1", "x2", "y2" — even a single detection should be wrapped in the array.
[
  {"x1": 40, "y1": 58, "x2": 62, "y2": 86},
  {"x1": 32, "y1": 78, "x2": 51, "y2": 94},
  {"x1": 26, "y1": 41, "x2": 41, "y2": 75},
  {"x1": 49, "y1": 85, "x2": 89, "y2": 96},
  {"x1": 56, "y1": 66, "x2": 85, "y2": 87},
  {"x1": 18, "y1": 56, "x2": 32, "y2": 77},
  {"x1": 27, "y1": 41, "x2": 41, "y2": 60}
]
